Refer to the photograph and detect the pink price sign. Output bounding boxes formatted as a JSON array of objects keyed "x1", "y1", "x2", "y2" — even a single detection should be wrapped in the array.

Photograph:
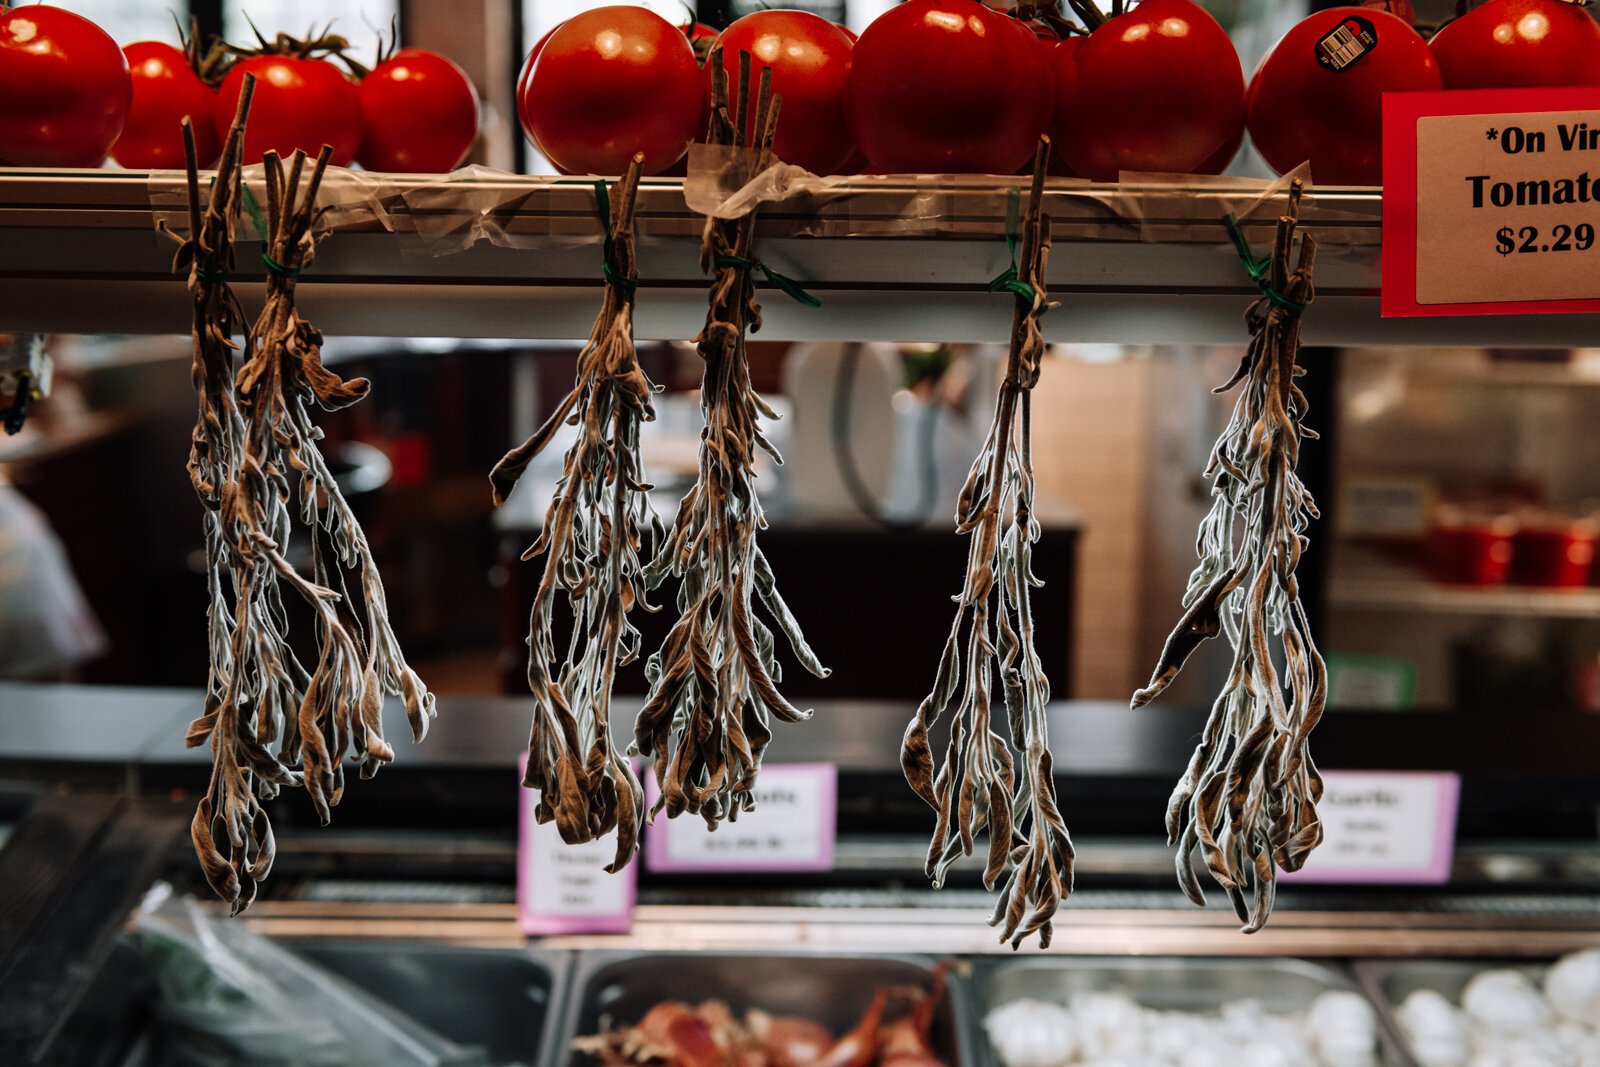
[
  {"x1": 516, "y1": 755, "x2": 637, "y2": 936},
  {"x1": 643, "y1": 763, "x2": 838, "y2": 874},
  {"x1": 1280, "y1": 771, "x2": 1460, "y2": 885}
]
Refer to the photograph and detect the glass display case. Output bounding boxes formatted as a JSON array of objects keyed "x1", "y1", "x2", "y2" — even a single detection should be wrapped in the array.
[{"x1": 0, "y1": 2, "x2": 1596, "y2": 1066}]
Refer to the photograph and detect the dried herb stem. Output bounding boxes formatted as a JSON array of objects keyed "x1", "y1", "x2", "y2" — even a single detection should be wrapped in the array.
[
  {"x1": 635, "y1": 54, "x2": 828, "y2": 828},
  {"x1": 1132, "y1": 181, "x2": 1324, "y2": 933},
  {"x1": 901, "y1": 140, "x2": 1073, "y2": 949},
  {"x1": 492, "y1": 156, "x2": 654, "y2": 872},
  {"x1": 173, "y1": 111, "x2": 434, "y2": 911}
]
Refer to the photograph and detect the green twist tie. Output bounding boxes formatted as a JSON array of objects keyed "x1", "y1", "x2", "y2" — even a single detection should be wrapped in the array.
[
  {"x1": 593, "y1": 180, "x2": 639, "y2": 292},
  {"x1": 713, "y1": 254, "x2": 822, "y2": 308},
  {"x1": 1222, "y1": 212, "x2": 1306, "y2": 315},
  {"x1": 194, "y1": 267, "x2": 229, "y2": 283},
  {"x1": 987, "y1": 187, "x2": 1039, "y2": 305},
  {"x1": 239, "y1": 184, "x2": 303, "y2": 279}
]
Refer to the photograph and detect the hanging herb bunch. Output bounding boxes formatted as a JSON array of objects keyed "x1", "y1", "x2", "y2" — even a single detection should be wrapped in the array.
[
  {"x1": 1132, "y1": 180, "x2": 1323, "y2": 933},
  {"x1": 635, "y1": 52, "x2": 829, "y2": 828},
  {"x1": 163, "y1": 78, "x2": 283, "y2": 912},
  {"x1": 490, "y1": 156, "x2": 655, "y2": 871},
  {"x1": 901, "y1": 140, "x2": 1075, "y2": 949},
  {"x1": 172, "y1": 94, "x2": 435, "y2": 910}
]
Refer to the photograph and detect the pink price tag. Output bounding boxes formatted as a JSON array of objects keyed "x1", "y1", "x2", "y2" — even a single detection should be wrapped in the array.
[
  {"x1": 643, "y1": 763, "x2": 837, "y2": 874},
  {"x1": 1281, "y1": 771, "x2": 1460, "y2": 885},
  {"x1": 516, "y1": 755, "x2": 636, "y2": 936}
]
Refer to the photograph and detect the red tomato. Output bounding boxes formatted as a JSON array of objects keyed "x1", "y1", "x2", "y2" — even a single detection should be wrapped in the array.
[
  {"x1": 521, "y1": 6, "x2": 705, "y2": 175},
  {"x1": 358, "y1": 48, "x2": 479, "y2": 172},
  {"x1": 1246, "y1": 7, "x2": 1439, "y2": 185},
  {"x1": 707, "y1": 11, "x2": 855, "y2": 174},
  {"x1": 846, "y1": 0, "x2": 1050, "y2": 174},
  {"x1": 112, "y1": 42, "x2": 219, "y2": 169},
  {"x1": 0, "y1": 6, "x2": 130, "y2": 167},
  {"x1": 1430, "y1": 0, "x2": 1600, "y2": 89},
  {"x1": 1049, "y1": 0, "x2": 1243, "y2": 181},
  {"x1": 1194, "y1": 118, "x2": 1245, "y2": 175},
  {"x1": 215, "y1": 55, "x2": 363, "y2": 167},
  {"x1": 1021, "y1": 19, "x2": 1063, "y2": 52},
  {"x1": 517, "y1": 24, "x2": 559, "y2": 138},
  {"x1": 830, "y1": 27, "x2": 869, "y2": 172}
]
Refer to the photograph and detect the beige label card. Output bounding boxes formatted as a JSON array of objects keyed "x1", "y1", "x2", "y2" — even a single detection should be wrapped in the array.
[{"x1": 1416, "y1": 109, "x2": 1600, "y2": 305}]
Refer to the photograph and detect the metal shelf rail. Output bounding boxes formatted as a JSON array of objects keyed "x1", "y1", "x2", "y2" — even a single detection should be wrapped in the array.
[{"x1": 1, "y1": 167, "x2": 1588, "y2": 346}]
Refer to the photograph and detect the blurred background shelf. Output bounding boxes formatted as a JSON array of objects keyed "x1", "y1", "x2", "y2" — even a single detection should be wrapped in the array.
[
  {"x1": 1330, "y1": 573, "x2": 1600, "y2": 619},
  {"x1": 4, "y1": 167, "x2": 1598, "y2": 347}
]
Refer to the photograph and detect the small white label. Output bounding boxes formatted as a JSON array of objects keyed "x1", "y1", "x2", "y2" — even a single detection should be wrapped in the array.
[
  {"x1": 644, "y1": 763, "x2": 837, "y2": 873},
  {"x1": 516, "y1": 760, "x2": 635, "y2": 936},
  {"x1": 1283, "y1": 771, "x2": 1460, "y2": 884},
  {"x1": 1337, "y1": 476, "x2": 1432, "y2": 538}
]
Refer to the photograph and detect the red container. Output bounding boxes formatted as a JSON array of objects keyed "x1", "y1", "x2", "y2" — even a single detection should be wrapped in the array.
[
  {"x1": 1511, "y1": 512, "x2": 1597, "y2": 588},
  {"x1": 1428, "y1": 507, "x2": 1516, "y2": 586}
]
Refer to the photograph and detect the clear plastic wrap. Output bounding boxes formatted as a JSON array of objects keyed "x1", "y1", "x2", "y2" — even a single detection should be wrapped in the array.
[
  {"x1": 135, "y1": 893, "x2": 492, "y2": 1067},
  {"x1": 145, "y1": 157, "x2": 1376, "y2": 267}
]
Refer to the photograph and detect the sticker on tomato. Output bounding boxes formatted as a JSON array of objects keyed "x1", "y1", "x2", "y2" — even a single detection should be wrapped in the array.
[{"x1": 1316, "y1": 15, "x2": 1378, "y2": 72}]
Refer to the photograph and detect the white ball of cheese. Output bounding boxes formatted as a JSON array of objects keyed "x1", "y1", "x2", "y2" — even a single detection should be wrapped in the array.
[
  {"x1": 1556, "y1": 1021, "x2": 1600, "y2": 1060},
  {"x1": 1547, "y1": 950, "x2": 1600, "y2": 1028},
  {"x1": 1069, "y1": 993, "x2": 1146, "y2": 1060},
  {"x1": 1462, "y1": 970, "x2": 1553, "y2": 1036},
  {"x1": 1400, "y1": 990, "x2": 1471, "y2": 1067},
  {"x1": 1305, "y1": 990, "x2": 1379, "y2": 1067},
  {"x1": 1238, "y1": 1040, "x2": 1299, "y2": 1067},
  {"x1": 984, "y1": 998, "x2": 1078, "y2": 1067},
  {"x1": 1411, "y1": 1035, "x2": 1471, "y2": 1067}
]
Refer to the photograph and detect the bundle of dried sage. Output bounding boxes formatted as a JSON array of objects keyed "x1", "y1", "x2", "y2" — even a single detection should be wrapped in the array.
[
  {"x1": 901, "y1": 141, "x2": 1074, "y2": 949},
  {"x1": 491, "y1": 157, "x2": 654, "y2": 871},
  {"x1": 164, "y1": 80, "x2": 285, "y2": 912},
  {"x1": 1132, "y1": 181, "x2": 1324, "y2": 933},
  {"x1": 635, "y1": 54, "x2": 828, "y2": 828},
  {"x1": 174, "y1": 116, "x2": 434, "y2": 910}
]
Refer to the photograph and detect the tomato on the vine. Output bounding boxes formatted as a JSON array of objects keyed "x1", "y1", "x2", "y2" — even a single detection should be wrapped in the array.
[
  {"x1": 707, "y1": 10, "x2": 855, "y2": 174},
  {"x1": 682, "y1": 20, "x2": 719, "y2": 63},
  {"x1": 112, "y1": 42, "x2": 219, "y2": 170},
  {"x1": 1049, "y1": 0, "x2": 1244, "y2": 181},
  {"x1": 520, "y1": 6, "x2": 705, "y2": 175},
  {"x1": 846, "y1": 0, "x2": 1051, "y2": 174},
  {"x1": 215, "y1": 55, "x2": 363, "y2": 166},
  {"x1": 1246, "y1": 7, "x2": 1440, "y2": 185},
  {"x1": 359, "y1": 48, "x2": 479, "y2": 172},
  {"x1": 1430, "y1": 0, "x2": 1600, "y2": 89},
  {"x1": 0, "y1": 5, "x2": 131, "y2": 167}
]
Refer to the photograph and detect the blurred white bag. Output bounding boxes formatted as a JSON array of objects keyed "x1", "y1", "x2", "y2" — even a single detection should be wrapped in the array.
[{"x1": 0, "y1": 480, "x2": 107, "y2": 678}]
